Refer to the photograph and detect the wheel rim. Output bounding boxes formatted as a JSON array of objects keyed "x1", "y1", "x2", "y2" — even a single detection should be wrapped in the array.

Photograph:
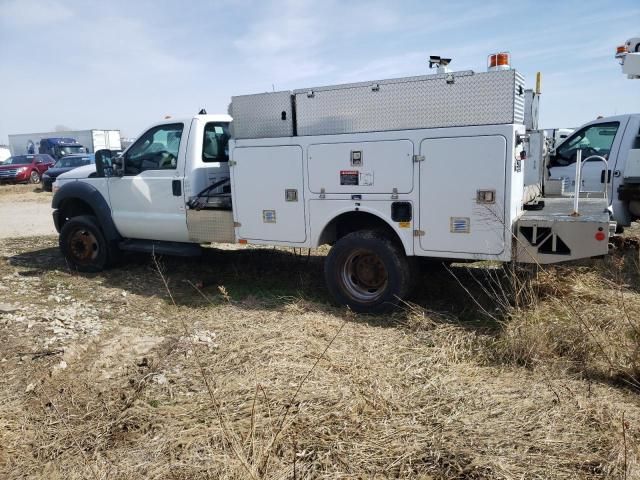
[
  {"x1": 340, "y1": 249, "x2": 388, "y2": 303},
  {"x1": 30, "y1": 171, "x2": 40, "y2": 183},
  {"x1": 69, "y1": 228, "x2": 99, "y2": 265}
]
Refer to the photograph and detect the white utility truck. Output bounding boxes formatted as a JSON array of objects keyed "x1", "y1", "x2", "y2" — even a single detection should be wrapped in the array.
[
  {"x1": 545, "y1": 37, "x2": 640, "y2": 227},
  {"x1": 51, "y1": 52, "x2": 618, "y2": 312}
]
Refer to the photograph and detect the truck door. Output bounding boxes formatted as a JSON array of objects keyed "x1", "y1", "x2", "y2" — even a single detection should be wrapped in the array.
[
  {"x1": 107, "y1": 122, "x2": 189, "y2": 242},
  {"x1": 416, "y1": 135, "x2": 507, "y2": 256},
  {"x1": 548, "y1": 120, "x2": 626, "y2": 196},
  {"x1": 231, "y1": 145, "x2": 306, "y2": 243}
]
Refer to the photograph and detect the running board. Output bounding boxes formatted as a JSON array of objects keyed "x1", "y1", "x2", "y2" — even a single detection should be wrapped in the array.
[
  {"x1": 119, "y1": 239, "x2": 202, "y2": 257},
  {"x1": 515, "y1": 197, "x2": 614, "y2": 264}
]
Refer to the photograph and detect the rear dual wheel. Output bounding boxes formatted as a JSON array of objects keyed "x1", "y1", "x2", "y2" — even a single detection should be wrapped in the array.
[{"x1": 324, "y1": 230, "x2": 412, "y2": 313}]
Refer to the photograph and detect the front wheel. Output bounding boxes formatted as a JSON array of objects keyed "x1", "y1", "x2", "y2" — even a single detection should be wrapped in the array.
[
  {"x1": 29, "y1": 170, "x2": 40, "y2": 184},
  {"x1": 59, "y1": 215, "x2": 110, "y2": 272},
  {"x1": 324, "y1": 230, "x2": 412, "y2": 313}
]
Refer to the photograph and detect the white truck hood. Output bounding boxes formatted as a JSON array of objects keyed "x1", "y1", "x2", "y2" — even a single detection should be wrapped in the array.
[{"x1": 56, "y1": 164, "x2": 97, "y2": 180}]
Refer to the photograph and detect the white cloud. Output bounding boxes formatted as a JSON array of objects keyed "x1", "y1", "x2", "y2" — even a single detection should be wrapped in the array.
[
  {"x1": 234, "y1": 7, "x2": 322, "y2": 55},
  {"x1": 80, "y1": 16, "x2": 197, "y2": 75},
  {"x1": 231, "y1": 0, "x2": 409, "y2": 85},
  {"x1": 0, "y1": 0, "x2": 73, "y2": 27}
]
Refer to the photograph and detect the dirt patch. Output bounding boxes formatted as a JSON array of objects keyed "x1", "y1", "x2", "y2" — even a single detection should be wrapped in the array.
[
  {"x1": 89, "y1": 326, "x2": 165, "y2": 381},
  {"x1": 0, "y1": 184, "x2": 56, "y2": 238},
  {"x1": 1, "y1": 235, "x2": 640, "y2": 478}
]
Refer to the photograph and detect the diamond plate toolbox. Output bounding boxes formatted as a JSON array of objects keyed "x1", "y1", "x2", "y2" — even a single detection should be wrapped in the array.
[
  {"x1": 231, "y1": 91, "x2": 294, "y2": 139},
  {"x1": 294, "y1": 70, "x2": 525, "y2": 136}
]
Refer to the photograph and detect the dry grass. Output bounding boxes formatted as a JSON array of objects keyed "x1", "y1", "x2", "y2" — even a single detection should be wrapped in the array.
[
  {"x1": 0, "y1": 183, "x2": 52, "y2": 202},
  {"x1": 487, "y1": 244, "x2": 640, "y2": 385},
  {"x1": 0, "y1": 234, "x2": 640, "y2": 479}
]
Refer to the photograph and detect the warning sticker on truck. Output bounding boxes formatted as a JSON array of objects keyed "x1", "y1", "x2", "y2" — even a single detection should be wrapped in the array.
[
  {"x1": 340, "y1": 170, "x2": 359, "y2": 185},
  {"x1": 359, "y1": 172, "x2": 374, "y2": 186}
]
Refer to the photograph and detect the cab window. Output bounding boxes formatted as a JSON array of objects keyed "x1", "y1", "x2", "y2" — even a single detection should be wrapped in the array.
[
  {"x1": 202, "y1": 122, "x2": 230, "y2": 162},
  {"x1": 552, "y1": 122, "x2": 619, "y2": 166},
  {"x1": 124, "y1": 123, "x2": 184, "y2": 175}
]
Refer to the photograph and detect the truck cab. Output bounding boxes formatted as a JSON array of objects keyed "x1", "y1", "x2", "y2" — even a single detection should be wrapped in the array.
[
  {"x1": 109, "y1": 115, "x2": 231, "y2": 242},
  {"x1": 39, "y1": 137, "x2": 87, "y2": 160},
  {"x1": 53, "y1": 114, "x2": 232, "y2": 243},
  {"x1": 547, "y1": 114, "x2": 640, "y2": 226}
]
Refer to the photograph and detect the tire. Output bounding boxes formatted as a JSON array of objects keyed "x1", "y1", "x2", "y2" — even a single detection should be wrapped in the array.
[
  {"x1": 324, "y1": 230, "x2": 412, "y2": 313},
  {"x1": 59, "y1": 215, "x2": 110, "y2": 272},
  {"x1": 29, "y1": 170, "x2": 40, "y2": 184}
]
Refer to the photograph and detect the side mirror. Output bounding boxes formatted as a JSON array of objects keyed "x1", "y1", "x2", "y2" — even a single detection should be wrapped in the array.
[{"x1": 95, "y1": 149, "x2": 114, "y2": 177}]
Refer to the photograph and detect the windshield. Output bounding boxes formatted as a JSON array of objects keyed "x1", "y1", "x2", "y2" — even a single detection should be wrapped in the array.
[
  {"x1": 55, "y1": 156, "x2": 92, "y2": 168},
  {"x1": 552, "y1": 122, "x2": 619, "y2": 166},
  {"x1": 58, "y1": 146, "x2": 85, "y2": 156},
  {"x1": 4, "y1": 155, "x2": 33, "y2": 165}
]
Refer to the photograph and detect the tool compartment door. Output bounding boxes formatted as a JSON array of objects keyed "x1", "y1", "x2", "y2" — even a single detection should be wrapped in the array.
[
  {"x1": 307, "y1": 140, "x2": 414, "y2": 194},
  {"x1": 417, "y1": 135, "x2": 507, "y2": 255},
  {"x1": 231, "y1": 145, "x2": 306, "y2": 242}
]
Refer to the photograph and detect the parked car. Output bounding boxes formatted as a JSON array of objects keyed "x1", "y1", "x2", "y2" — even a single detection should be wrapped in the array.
[
  {"x1": 42, "y1": 154, "x2": 95, "y2": 192},
  {"x1": 0, "y1": 154, "x2": 55, "y2": 184}
]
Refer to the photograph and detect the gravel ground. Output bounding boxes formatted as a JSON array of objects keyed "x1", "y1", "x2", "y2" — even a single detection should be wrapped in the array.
[{"x1": 0, "y1": 185, "x2": 56, "y2": 238}]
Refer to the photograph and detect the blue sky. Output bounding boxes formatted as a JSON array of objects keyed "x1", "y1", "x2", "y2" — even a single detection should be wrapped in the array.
[{"x1": 0, "y1": 0, "x2": 638, "y2": 143}]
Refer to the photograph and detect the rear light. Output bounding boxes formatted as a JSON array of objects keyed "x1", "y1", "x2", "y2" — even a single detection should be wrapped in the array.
[
  {"x1": 595, "y1": 231, "x2": 606, "y2": 241},
  {"x1": 488, "y1": 52, "x2": 510, "y2": 71}
]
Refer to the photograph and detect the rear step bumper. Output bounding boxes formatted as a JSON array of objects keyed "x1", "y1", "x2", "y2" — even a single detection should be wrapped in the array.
[{"x1": 515, "y1": 197, "x2": 614, "y2": 264}]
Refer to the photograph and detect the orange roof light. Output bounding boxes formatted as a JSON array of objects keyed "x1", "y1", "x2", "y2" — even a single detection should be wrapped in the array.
[
  {"x1": 488, "y1": 52, "x2": 510, "y2": 71},
  {"x1": 616, "y1": 45, "x2": 628, "y2": 58}
]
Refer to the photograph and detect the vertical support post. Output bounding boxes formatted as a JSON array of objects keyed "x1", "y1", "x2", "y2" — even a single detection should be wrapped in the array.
[{"x1": 572, "y1": 149, "x2": 582, "y2": 216}]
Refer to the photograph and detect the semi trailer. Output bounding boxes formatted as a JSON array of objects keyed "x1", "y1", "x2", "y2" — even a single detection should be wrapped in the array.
[
  {"x1": 51, "y1": 51, "x2": 624, "y2": 312},
  {"x1": 9, "y1": 129, "x2": 121, "y2": 160},
  {"x1": 0, "y1": 145, "x2": 10, "y2": 163}
]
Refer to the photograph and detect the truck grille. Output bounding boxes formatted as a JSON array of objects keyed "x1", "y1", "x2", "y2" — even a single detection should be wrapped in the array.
[{"x1": 0, "y1": 169, "x2": 18, "y2": 178}]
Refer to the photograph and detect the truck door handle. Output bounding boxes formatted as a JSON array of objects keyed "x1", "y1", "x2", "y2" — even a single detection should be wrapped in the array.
[
  {"x1": 172, "y1": 179, "x2": 182, "y2": 196},
  {"x1": 600, "y1": 170, "x2": 612, "y2": 183}
]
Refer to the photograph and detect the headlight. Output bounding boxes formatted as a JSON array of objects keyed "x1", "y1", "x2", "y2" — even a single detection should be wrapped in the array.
[{"x1": 17, "y1": 167, "x2": 28, "y2": 173}]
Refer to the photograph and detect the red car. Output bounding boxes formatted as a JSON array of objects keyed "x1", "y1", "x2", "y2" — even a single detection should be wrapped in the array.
[{"x1": 0, "y1": 154, "x2": 56, "y2": 184}]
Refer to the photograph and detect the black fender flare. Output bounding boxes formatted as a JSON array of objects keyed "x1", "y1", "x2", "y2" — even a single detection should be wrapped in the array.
[{"x1": 52, "y1": 181, "x2": 121, "y2": 242}]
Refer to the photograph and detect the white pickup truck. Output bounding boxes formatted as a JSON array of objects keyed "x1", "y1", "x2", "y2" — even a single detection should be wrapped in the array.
[
  {"x1": 547, "y1": 114, "x2": 640, "y2": 227},
  {"x1": 51, "y1": 53, "x2": 623, "y2": 312}
]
